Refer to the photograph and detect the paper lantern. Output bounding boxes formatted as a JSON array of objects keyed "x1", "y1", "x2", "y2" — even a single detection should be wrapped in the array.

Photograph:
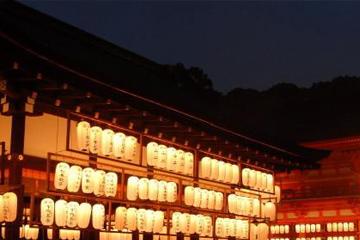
[
  {"x1": 148, "y1": 179, "x2": 159, "y2": 201},
  {"x1": 301, "y1": 224, "x2": 305, "y2": 233},
  {"x1": 101, "y1": 129, "x2": 114, "y2": 156},
  {"x1": 93, "y1": 170, "x2": 106, "y2": 196},
  {"x1": 144, "y1": 209, "x2": 154, "y2": 232},
  {"x1": 285, "y1": 225, "x2": 290, "y2": 234},
  {"x1": 189, "y1": 214, "x2": 197, "y2": 234},
  {"x1": 242, "y1": 168, "x2": 250, "y2": 186},
  {"x1": 210, "y1": 159, "x2": 219, "y2": 180},
  {"x1": 258, "y1": 223, "x2": 269, "y2": 240},
  {"x1": 214, "y1": 192, "x2": 223, "y2": 210},
  {"x1": 200, "y1": 189, "x2": 209, "y2": 209},
  {"x1": 193, "y1": 187, "x2": 201, "y2": 207},
  {"x1": 348, "y1": 222, "x2": 354, "y2": 231},
  {"x1": 77, "y1": 121, "x2": 90, "y2": 151},
  {"x1": 295, "y1": 224, "x2": 301, "y2": 233},
  {"x1": 158, "y1": 180, "x2": 167, "y2": 202},
  {"x1": 40, "y1": 198, "x2": 54, "y2": 226},
  {"x1": 3, "y1": 192, "x2": 17, "y2": 222},
  {"x1": 252, "y1": 198, "x2": 260, "y2": 217},
  {"x1": 47, "y1": 229, "x2": 53, "y2": 240},
  {"x1": 279, "y1": 225, "x2": 285, "y2": 234},
  {"x1": 157, "y1": 145, "x2": 167, "y2": 169},
  {"x1": 224, "y1": 163, "x2": 233, "y2": 183},
  {"x1": 73, "y1": 230, "x2": 81, "y2": 240},
  {"x1": 184, "y1": 186, "x2": 194, "y2": 206},
  {"x1": 115, "y1": 206, "x2": 127, "y2": 230},
  {"x1": 67, "y1": 165, "x2": 82, "y2": 192},
  {"x1": 327, "y1": 223, "x2": 332, "y2": 232},
  {"x1": 153, "y1": 211, "x2": 164, "y2": 233},
  {"x1": 195, "y1": 214, "x2": 204, "y2": 235},
  {"x1": 127, "y1": 176, "x2": 139, "y2": 201},
  {"x1": 215, "y1": 218, "x2": 224, "y2": 237},
  {"x1": 231, "y1": 165, "x2": 240, "y2": 184},
  {"x1": 343, "y1": 222, "x2": 349, "y2": 232},
  {"x1": 166, "y1": 147, "x2": 177, "y2": 172},
  {"x1": 78, "y1": 202, "x2": 92, "y2": 229},
  {"x1": 29, "y1": 227, "x2": 39, "y2": 240},
  {"x1": 166, "y1": 182, "x2": 177, "y2": 203},
  {"x1": 255, "y1": 171, "x2": 262, "y2": 190},
  {"x1": 89, "y1": 126, "x2": 102, "y2": 154},
  {"x1": 105, "y1": 172, "x2": 118, "y2": 197},
  {"x1": 217, "y1": 161, "x2": 226, "y2": 182},
  {"x1": 207, "y1": 191, "x2": 215, "y2": 210},
  {"x1": 332, "y1": 222, "x2": 338, "y2": 232},
  {"x1": 172, "y1": 212, "x2": 182, "y2": 233},
  {"x1": 261, "y1": 173, "x2": 267, "y2": 190},
  {"x1": 55, "y1": 199, "x2": 67, "y2": 227},
  {"x1": 54, "y1": 162, "x2": 70, "y2": 190},
  {"x1": 175, "y1": 149, "x2": 185, "y2": 173},
  {"x1": 66, "y1": 201, "x2": 79, "y2": 228},
  {"x1": 228, "y1": 194, "x2": 236, "y2": 213},
  {"x1": 137, "y1": 208, "x2": 146, "y2": 232},
  {"x1": 201, "y1": 157, "x2": 211, "y2": 179},
  {"x1": 126, "y1": 208, "x2": 137, "y2": 231},
  {"x1": 146, "y1": 142, "x2": 158, "y2": 166},
  {"x1": 264, "y1": 202, "x2": 276, "y2": 221},
  {"x1": 179, "y1": 213, "x2": 190, "y2": 234},
  {"x1": 228, "y1": 219, "x2": 236, "y2": 237},
  {"x1": 82, "y1": 167, "x2": 95, "y2": 194},
  {"x1": 275, "y1": 185, "x2": 281, "y2": 203},
  {"x1": 311, "y1": 224, "x2": 316, "y2": 233},
  {"x1": 124, "y1": 136, "x2": 138, "y2": 162},
  {"x1": 266, "y1": 174, "x2": 274, "y2": 192},
  {"x1": 338, "y1": 222, "x2": 343, "y2": 232},
  {"x1": 184, "y1": 152, "x2": 194, "y2": 176},
  {"x1": 0, "y1": 196, "x2": 3, "y2": 222},
  {"x1": 92, "y1": 204, "x2": 105, "y2": 230},
  {"x1": 136, "y1": 178, "x2": 149, "y2": 200},
  {"x1": 248, "y1": 169, "x2": 256, "y2": 188},
  {"x1": 113, "y1": 132, "x2": 126, "y2": 159},
  {"x1": 203, "y1": 216, "x2": 212, "y2": 236}
]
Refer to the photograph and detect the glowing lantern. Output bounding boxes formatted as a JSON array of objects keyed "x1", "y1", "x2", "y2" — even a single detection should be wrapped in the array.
[
  {"x1": 115, "y1": 206, "x2": 127, "y2": 230},
  {"x1": 67, "y1": 165, "x2": 82, "y2": 193},
  {"x1": 338, "y1": 222, "x2": 343, "y2": 232},
  {"x1": 203, "y1": 216, "x2": 212, "y2": 236},
  {"x1": 264, "y1": 201, "x2": 276, "y2": 221},
  {"x1": 242, "y1": 168, "x2": 250, "y2": 186},
  {"x1": 137, "y1": 208, "x2": 146, "y2": 232},
  {"x1": 214, "y1": 192, "x2": 223, "y2": 210},
  {"x1": 157, "y1": 145, "x2": 167, "y2": 169},
  {"x1": 104, "y1": 172, "x2": 118, "y2": 197},
  {"x1": 148, "y1": 179, "x2": 159, "y2": 201},
  {"x1": 200, "y1": 157, "x2": 211, "y2": 179},
  {"x1": 78, "y1": 202, "x2": 91, "y2": 229},
  {"x1": 231, "y1": 165, "x2": 240, "y2": 184},
  {"x1": 146, "y1": 142, "x2": 158, "y2": 166},
  {"x1": 228, "y1": 194, "x2": 236, "y2": 213},
  {"x1": 207, "y1": 190, "x2": 215, "y2": 209},
  {"x1": 29, "y1": 226, "x2": 39, "y2": 240},
  {"x1": 166, "y1": 147, "x2": 177, "y2": 172},
  {"x1": 193, "y1": 187, "x2": 201, "y2": 207},
  {"x1": 89, "y1": 126, "x2": 102, "y2": 154},
  {"x1": 275, "y1": 185, "x2": 281, "y2": 203},
  {"x1": 188, "y1": 214, "x2": 197, "y2": 234},
  {"x1": 127, "y1": 176, "x2": 139, "y2": 201},
  {"x1": 54, "y1": 162, "x2": 70, "y2": 190},
  {"x1": 3, "y1": 192, "x2": 17, "y2": 222},
  {"x1": 153, "y1": 210, "x2": 164, "y2": 233},
  {"x1": 179, "y1": 213, "x2": 190, "y2": 233},
  {"x1": 76, "y1": 121, "x2": 90, "y2": 151},
  {"x1": 166, "y1": 182, "x2": 177, "y2": 203},
  {"x1": 258, "y1": 223, "x2": 269, "y2": 240},
  {"x1": 210, "y1": 159, "x2": 219, "y2": 180},
  {"x1": 200, "y1": 189, "x2": 209, "y2": 209},
  {"x1": 82, "y1": 167, "x2": 95, "y2": 194},
  {"x1": 279, "y1": 225, "x2": 284, "y2": 234},
  {"x1": 349, "y1": 222, "x2": 354, "y2": 231},
  {"x1": 0, "y1": 196, "x2": 3, "y2": 222},
  {"x1": 252, "y1": 198, "x2": 260, "y2": 217},
  {"x1": 327, "y1": 223, "x2": 332, "y2": 232},
  {"x1": 172, "y1": 212, "x2": 182, "y2": 233},
  {"x1": 224, "y1": 163, "x2": 233, "y2": 183},
  {"x1": 113, "y1": 132, "x2": 126, "y2": 159},
  {"x1": 295, "y1": 224, "x2": 301, "y2": 233},
  {"x1": 266, "y1": 174, "x2": 274, "y2": 192},
  {"x1": 66, "y1": 201, "x2": 79, "y2": 228},
  {"x1": 144, "y1": 209, "x2": 154, "y2": 232},
  {"x1": 184, "y1": 186, "x2": 194, "y2": 206},
  {"x1": 138, "y1": 178, "x2": 149, "y2": 200},
  {"x1": 124, "y1": 136, "x2": 138, "y2": 162},
  {"x1": 285, "y1": 225, "x2": 290, "y2": 234},
  {"x1": 184, "y1": 152, "x2": 194, "y2": 176},
  {"x1": 92, "y1": 204, "x2": 105, "y2": 230},
  {"x1": 300, "y1": 224, "x2": 305, "y2": 233},
  {"x1": 332, "y1": 222, "x2": 338, "y2": 232},
  {"x1": 126, "y1": 208, "x2": 137, "y2": 231},
  {"x1": 343, "y1": 222, "x2": 349, "y2": 232},
  {"x1": 40, "y1": 198, "x2": 54, "y2": 226},
  {"x1": 175, "y1": 149, "x2": 185, "y2": 173},
  {"x1": 93, "y1": 170, "x2": 106, "y2": 196},
  {"x1": 261, "y1": 173, "x2": 267, "y2": 190},
  {"x1": 73, "y1": 230, "x2": 81, "y2": 240},
  {"x1": 59, "y1": 229, "x2": 67, "y2": 240},
  {"x1": 55, "y1": 199, "x2": 67, "y2": 227},
  {"x1": 195, "y1": 214, "x2": 204, "y2": 235},
  {"x1": 101, "y1": 129, "x2": 114, "y2": 156},
  {"x1": 47, "y1": 229, "x2": 53, "y2": 240},
  {"x1": 217, "y1": 161, "x2": 226, "y2": 182},
  {"x1": 215, "y1": 218, "x2": 225, "y2": 237},
  {"x1": 157, "y1": 180, "x2": 167, "y2": 202},
  {"x1": 311, "y1": 224, "x2": 316, "y2": 233},
  {"x1": 248, "y1": 169, "x2": 256, "y2": 188},
  {"x1": 255, "y1": 171, "x2": 262, "y2": 190}
]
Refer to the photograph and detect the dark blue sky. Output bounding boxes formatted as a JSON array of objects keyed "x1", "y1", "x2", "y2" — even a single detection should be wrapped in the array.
[{"x1": 22, "y1": 1, "x2": 360, "y2": 92}]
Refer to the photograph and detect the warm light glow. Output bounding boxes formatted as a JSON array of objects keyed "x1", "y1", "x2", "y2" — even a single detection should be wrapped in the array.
[
  {"x1": 92, "y1": 203, "x2": 105, "y2": 230},
  {"x1": 40, "y1": 198, "x2": 54, "y2": 226},
  {"x1": 78, "y1": 202, "x2": 92, "y2": 229},
  {"x1": 54, "y1": 162, "x2": 70, "y2": 190}
]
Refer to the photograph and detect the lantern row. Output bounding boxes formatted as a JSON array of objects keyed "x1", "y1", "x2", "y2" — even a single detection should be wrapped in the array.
[
  {"x1": 200, "y1": 157, "x2": 239, "y2": 184},
  {"x1": 126, "y1": 176, "x2": 177, "y2": 203},
  {"x1": 327, "y1": 222, "x2": 355, "y2": 232},
  {"x1": 1, "y1": 224, "x2": 40, "y2": 240},
  {"x1": 294, "y1": 238, "x2": 322, "y2": 240},
  {"x1": 99, "y1": 231, "x2": 131, "y2": 240},
  {"x1": 228, "y1": 194, "x2": 260, "y2": 218},
  {"x1": 0, "y1": 192, "x2": 17, "y2": 223},
  {"x1": 146, "y1": 142, "x2": 194, "y2": 176},
  {"x1": 77, "y1": 121, "x2": 138, "y2": 161},
  {"x1": 249, "y1": 223, "x2": 269, "y2": 240},
  {"x1": 184, "y1": 186, "x2": 223, "y2": 210},
  {"x1": 328, "y1": 237, "x2": 357, "y2": 240},
  {"x1": 295, "y1": 224, "x2": 322, "y2": 234},
  {"x1": 215, "y1": 217, "x2": 249, "y2": 239},
  {"x1": 41, "y1": 198, "x2": 105, "y2": 230},
  {"x1": 270, "y1": 225, "x2": 290, "y2": 234},
  {"x1": 242, "y1": 168, "x2": 273, "y2": 192},
  {"x1": 171, "y1": 212, "x2": 212, "y2": 236},
  {"x1": 54, "y1": 162, "x2": 118, "y2": 197}
]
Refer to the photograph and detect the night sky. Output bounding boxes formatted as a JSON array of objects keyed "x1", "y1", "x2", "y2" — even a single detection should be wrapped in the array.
[{"x1": 21, "y1": 1, "x2": 360, "y2": 92}]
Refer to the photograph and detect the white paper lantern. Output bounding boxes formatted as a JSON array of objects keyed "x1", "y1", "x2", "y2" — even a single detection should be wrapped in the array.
[
  {"x1": 148, "y1": 179, "x2": 159, "y2": 201},
  {"x1": 295, "y1": 224, "x2": 301, "y2": 233},
  {"x1": 224, "y1": 163, "x2": 233, "y2": 183},
  {"x1": 136, "y1": 178, "x2": 148, "y2": 200},
  {"x1": 101, "y1": 129, "x2": 114, "y2": 156},
  {"x1": 275, "y1": 185, "x2": 281, "y2": 203},
  {"x1": 92, "y1": 204, "x2": 105, "y2": 230},
  {"x1": 195, "y1": 214, "x2": 205, "y2": 235},
  {"x1": 203, "y1": 216, "x2": 212, "y2": 236},
  {"x1": 184, "y1": 152, "x2": 194, "y2": 176},
  {"x1": 228, "y1": 194, "x2": 236, "y2": 213},
  {"x1": 82, "y1": 167, "x2": 95, "y2": 194},
  {"x1": 343, "y1": 222, "x2": 349, "y2": 232},
  {"x1": 285, "y1": 225, "x2": 290, "y2": 234},
  {"x1": 77, "y1": 121, "x2": 90, "y2": 151},
  {"x1": 311, "y1": 224, "x2": 316, "y2": 233},
  {"x1": 113, "y1": 132, "x2": 126, "y2": 159},
  {"x1": 124, "y1": 136, "x2": 138, "y2": 162},
  {"x1": 89, "y1": 126, "x2": 102, "y2": 154},
  {"x1": 255, "y1": 171, "x2": 262, "y2": 190},
  {"x1": 215, "y1": 218, "x2": 225, "y2": 237},
  {"x1": 115, "y1": 206, "x2": 127, "y2": 230},
  {"x1": 184, "y1": 186, "x2": 194, "y2": 206},
  {"x1": 40, "y1": 198, "x2": 54, "y2": 226},
  {"x1": 47, "y1": 228, "x2": 53, "y2": 240},
  {"x1": 349, "y1": 222, "x2": 354, "y2": 231},
  {"x1": 73, "y1": 230, "x2": 81, "y2": 240},
  {"x1": 193, "y1": 187, "x2": 201, "y2": 208},
  {"x1": 126, "y1": 176, "x2": 139, "y2": 201},
  {"x1": 144, "y1": 209, "x2": 154, "y2": 232},
  {"x1": 332, "y1": 222, "x2": 338, "y2": 232},
  {"x1": 153, "y1": 211, "x2": 164, "y2": 233},
  {"x1": 146, "y1": 142, "x2": 158, "y2": 166},
  {"x1": 126, "y1": 208, "x2": 137, "y2": 231},
  {"x1": 179, "y1": 213, "x2": 190, "y2": 234},
  {"x1": 200, "y1": 189, "x2": 209, "y2": 209},
  {"x1": 67, "y1": 165, "x2": 82, "y2": 193},
  {"x1": 54, "y1": 162, "x2": 70, "y2": 190},
  {"x1": 156, "y1": 145, "x2": 167, "y2": 169},
  {"x1": 242, "y1": 168, "x2": 250, "y2": 186},
  {"x1": 94, "y1": 170, "x2": 106, "y2": 196},
  {"x1": 214, "y1": 192, "x2": 223, "y2": 210},
  {"x1": 189, "y1": 214, "x2": 197, "y2": 234},
  {"x1": 137, "y1": 208, "x2": 146, "y2": 232},
  {"x1": 166, "y1": 147, "x2": 177, "y2": 172},
  {"x1": 261, "y1": 173, "x2": 267, "y2": 190},
  {"x1": 3, "y1": 192, "x2": 17, "y2": 222},
  {"x1": 231, "y1": 165, "x2": 240, "y2": 184},
  {"x1": 55, "y1": 199, "x2": 67, "y2": 227},
  {"x1": 252, "y1": 198, "x2": 260, "y2": 217},
  {"x1": 249, "y1": 169, "x2": 256, "y2": 188},
  {"x1": 175, "y1": 149, "x2": 185, "y2": 173},
  {"x1": 217, "y1": 161, "x2": 226, "y2": 182},
  {"x1": 157, "y1": 181, "x2": 167, "y2": 202},
  {"x1": 78, "y1": 202, "x2": 92, "y2": 229},
  {"x1": 210, "y1": 159, "x2": 219, "y2": 180},
  {"x1": 59, "y1": 229, "x2": 67, "y2": 240},
  {"x1": 267, "y1": 174, "x2": 274, "y2": 192},
  {"x1": 201, "y1": 157, "x2": 211, "y2": 179},
  {"x1": 66, "y1": 201, "x2": 79, "y2": 228},
  {"x1": 166, "y1": 182, "x2": 177, "y2": 203},
  {"x1": 29, "y1": 227, "x2": 39, "y2": 240},
  {"x1": 258, "y1": 223, "x2": 269, "y2": 240},
  {"x1": 264, "y1": 202, "x2": 276, "y2": 221},
  {"x1": 172, "y1": 212, "x2": 182, "y2": 233},
  {"x1": 207, "y1": 191, "x2": 215, "y2": 210},
  {"x1": 105, "y1": 172, "x2": 118, "y2": 197}
]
